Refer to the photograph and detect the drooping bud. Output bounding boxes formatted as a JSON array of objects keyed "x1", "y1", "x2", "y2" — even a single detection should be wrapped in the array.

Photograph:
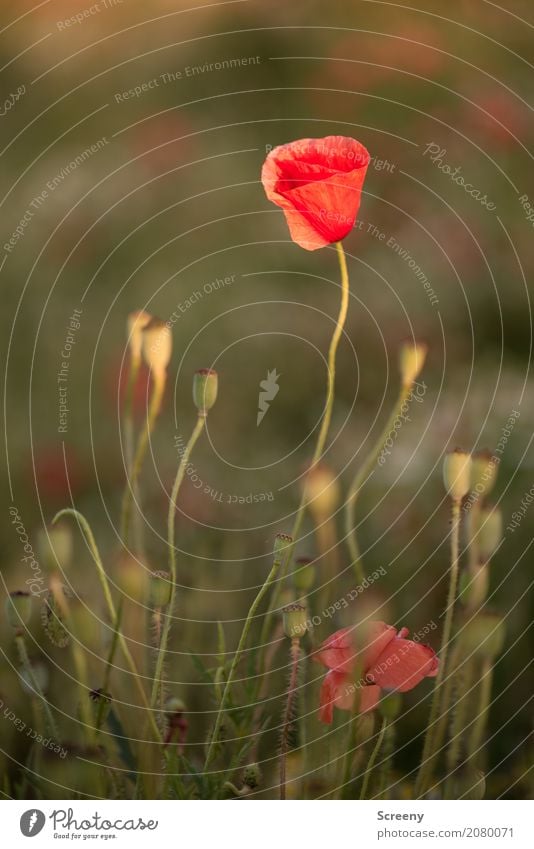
[
  {"x1": 282, "y1": 602, "x2": 308, "y2": 639},
  {"x1": 379, "y1": 692, "x2": 403, "y2": 720},
  {"x1": 127, "y1": 310, "x2": 152, "y2": 370},
  {"x1": 443, "y1": 449, "x2": 472, "y2": 502},
  {"x1": 459, "y1": 612, "x2": 506, "y2": 659},
  {"x1": 142, "y1": 318, "x2": 172, "y2": 382},
  {"x1": 6, "y1": 591, "x2": 32, "y2": 630},
  {"x1": 89, "y1": 688, "x2": 113, "y2": 723},
  {"x1": 243, "y1": 763, "x2": 262, "y2": 790},
  {"x1": 302, "y1": 464, "x2": 340, "y2": 522},
  {"x1": 193, "y1": 369, "x2": 218, "y2": 416},
  {"x1": 41, "y1": 586, "x2": 71, "y2": 647},
  {"x1": 37, "y1": 523, "x2": 73, "y2": 572},
  {"x1": 470, "y1": 450, "x2": 498, "y2": 500},
  {"x1": 399, "y1": 339, "x2": 428, "y2": 387},
  {"x1": 478, "y1": 507, "x2": 502, "y2": 562},
  {"x1": 149, "y1": 570, "x2": 172, "y2": 608},
  {"x1": 293, "y1": 557, "x2": 315, "y2": 593}
]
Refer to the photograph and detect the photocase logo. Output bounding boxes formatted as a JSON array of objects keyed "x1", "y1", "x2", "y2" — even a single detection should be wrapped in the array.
[
  {"x1": 257, "y1": 368, "x2": 280, "y2": 425},
  {"x1": 20, "y1": 810, "x2": 46, "y2": 837}
]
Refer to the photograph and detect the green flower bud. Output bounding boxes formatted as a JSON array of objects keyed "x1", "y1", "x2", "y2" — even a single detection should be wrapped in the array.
[
  {"x1": 37, "y1": 523, "x2": 73, "y2": 572},
  {"x1": 470, "y1": 450, "x2": 498, "y2": 500},
  {"x1": 282, "y1": 602, "x2": 308, "y2": 639},
  {"x1": 459, "y1": 612, "x2": 506, "y2": 660},
  {"x1": 460, "y1": 564, "x2": 489, "y2": 610},
  {"x1": 243, "y1": 763, "x2": 262, "y2": 789},
  {"x1": 142, "y1": 317, "x2": 172, "y2": 379},
  {"x1": 379, "y1": 692, "x2": 403, "y2": 720},
  {"x1": 41, "y1": 587, "x2": 71, "y2": 648},
  {"x1": 6, "y1": 591, "x2": 32, "y2": 629},
  {"x1": 443, "y1": 449, "x2": 472, "y2": 502},
  {"x1": 293, "y1": 557, "x2": 315, "y2": 592},
  {"x1": 399, "y1": 339, "x2": 428, "y2": 387},
  {"x1": 478, "y1": 507, "x2": 502, "y2": 562},
  {"x1": 193, "y1": 369, "x2": 218, "y2": 415},
  {"x1": 149, "y1": 570, "x2": 172, "y2": 607}
]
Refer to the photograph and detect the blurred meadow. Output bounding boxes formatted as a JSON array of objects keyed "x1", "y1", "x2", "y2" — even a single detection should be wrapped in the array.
[{"x1": 1, "y1": 0, "x2": 533, "y2": 799}]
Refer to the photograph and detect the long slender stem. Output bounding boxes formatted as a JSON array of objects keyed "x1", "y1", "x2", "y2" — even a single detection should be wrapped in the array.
[
  {"x1": 467, "y1": 658, "x2": 493, "y2": 767},
  {"x1": 204, "y1": 540, "x2": 290, "y2": 770},
  {"x1": 262, "y1": 242, "x2": 351, "y2": 642},
  {"x1": 150, "y1": 415, "x2": 205, "y2": 711},
  {"x1": 344, "y1": 382, "x2": 412, "y2": 584},
  {"x1": 15, "y1": 634, "x2": 58, "y2": 738},
  {"x1": 53, "y1": 509, "x2": 161, "y2": 743},
  {"x1": 415, "y1": 498, "x2": 462, "y2": 797},
  {"x1": 360, "y1": 717, "x2": 388, "y2": 799},
  {"x1": 121, "y1": 377, "x2": 164, "y2": 546},
  {"x1": 279, "y1": 638, "x2": 300, "y2": 799}
]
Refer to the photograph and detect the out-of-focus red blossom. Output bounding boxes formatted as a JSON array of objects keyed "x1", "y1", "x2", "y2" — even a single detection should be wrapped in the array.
[
  {"x1": 315, "y1": 621, "x2": 438, "y2": 724},
  {"x1": 129, "y1": 115, "x2": 193, "y2": 172},
  {"x1": 106, "y1": 355, "x2": 152, "y2": 420},
  {"x1": 32, "y1": 444, "x2": 88, "y2": 502},
  {"x1": 466, "y1": 90, "x2": 530, "y2": 148},
  {"x1": 261, "y1": 135, "x2": 370, "y2": 250}
]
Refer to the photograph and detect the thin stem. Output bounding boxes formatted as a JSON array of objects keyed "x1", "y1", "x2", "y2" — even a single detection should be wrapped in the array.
[
  {"x1": 121, "y1": 376, "x2": 165, "y2": 546},
  {"x1": 344, "y1": 382, "x2": 412, "y2": 584},
  {"x1": 264, "y1": 242, "x2": 351, "y2": 634},
  {"x1": 360, "y1": 717, "x2": 388, "y2": 799},
  {"x1": 415, "y1": 497, "x2": 462, "y2": 797},
  {"x1": 204, "y1": 540, "x2": 289, "y2": 770},
  {"x1": 467, "y1": 658, "x2": 493, "y2": 766},
  {"x1": 279, "y1": 638, "x2": 300, "y2": 799},
  {"x1": 150, "y1": 415, "x2": 205, "y2": 711},
  {"x1": 15, "y1": 633, "x2": 58, "y2": 739},
  {"x1": 53, "y1": 509, "x2": 161, "y2": 743}
]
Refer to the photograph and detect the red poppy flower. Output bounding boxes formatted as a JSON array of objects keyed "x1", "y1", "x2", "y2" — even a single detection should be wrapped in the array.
[
  {"x1": 315, "y1": 621, "x2": 438, "y2": 724},
  {"x1": 261, "y1": 135, "x2": 370, "y2": 250}
]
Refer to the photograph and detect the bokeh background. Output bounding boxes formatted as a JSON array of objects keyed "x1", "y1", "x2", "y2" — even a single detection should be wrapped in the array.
[{"x1": 1, "y1": 0, "x2": 533, "y2": 798}]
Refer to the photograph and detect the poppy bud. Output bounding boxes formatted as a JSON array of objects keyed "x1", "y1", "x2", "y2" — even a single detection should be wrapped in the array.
[
  {"x1": 193, "y1": 368, "x2": 218, "y2": 416},
  {"x1": 460, "y1": 564, "x2": 489, "y2": 610},
  {"x1": 459, "y1": 612, "x2": 506, "y2": 659},
  {"x1": 127, "y1": 310, "x2": 152, "y2": 370},
  {"x1": 89, "y1": 688, "x2": 113, "y2": 723},
  {"x1": 282, "y1": 603, "x2": 308, "y2": 639},
  {"x1": 6, "y1": 591, "x2": 32, "y2": 629},
  {"x1": 379, "y1": 692, "x2": 402, "y2": 720},
  {"x1": 293, "y1": 557, "x2": 315, "y2": 592},
  {"x1": 302, "y1": 464, "x2": 340, "y2": 521},
  {"x1": 149, "y1": 570, "x2": 172, "y2": 607},
  {"x1": 478, "y1": 507, "x2": 502, "y2": 562},
  {"x1": 41, "y1": 587, "x2": 71, "y2": 647},
  {"x1": 142, "y1": 318, "x2": 172, "y2": 382},
  {"x1": 274, "y1": 532, "x2": 292, "y2": 560},
  {"x1": 470, "y1": 450, "x2": 498, "y2": 500},
  {"x1": 443, "y1": 449, "x2": 472, "y2": 502},
  {"x1": 243, "y1": 763, "x2": 262, "y2": 789},
  {"x1": 37, "y1": 523, "x2": 73, "y2": 572},
  {"x1": 399, "y1": 340, "x2": 428, "y2": 387},
  {"x1": 165, "y1": 696, "x2": 186, "y2": 716}
]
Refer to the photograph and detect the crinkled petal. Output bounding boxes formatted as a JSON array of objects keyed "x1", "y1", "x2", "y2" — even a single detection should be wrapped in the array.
[
  {"x1": 367, "y1": 637, "x2": 439, "y2": 693},
  {"x1": 315, "y1": 627, "x2": 356, "y2": 673}
]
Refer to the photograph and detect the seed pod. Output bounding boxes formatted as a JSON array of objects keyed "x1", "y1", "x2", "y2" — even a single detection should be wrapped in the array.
[
  {"x1": 399, "y1": 339, "x2": 428, "y2": 387},
  {"x1": 41, "y1": 586, "x2": 71, "y2": 647},
  {"x1": 443, "y1": 449, "x2": 472, "y2": 502},
  {"x1": 282, "y1": 603, "x2": 308, "y2": 639},
  {"x1": 6, "y1": 591, "x2": 32, "y2": 629},
  {"x1": 478, "y1": 507, "x2": 502, "y2": 562},
  {"x1": 193, "y1": 369, "x2": 218, "y2": 415},
  {"x1": 273, "y1": 532, "x2": 292, "y2": 559},
  {"x1": 470, "y1": 450, "x2": 498, "y2": 500},
  {"x1": 243, "y1": 763, "x2": 262, "y2": 789}
]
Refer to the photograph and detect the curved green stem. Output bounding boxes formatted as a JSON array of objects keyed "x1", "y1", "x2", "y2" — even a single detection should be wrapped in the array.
[
  {"x1": 204, "y1": 540, "x2": 289, "y2": 770},
  {"x1": 360, "y1": 717, "x2": 388, "y2": 799},
  {"x1": 121, "y1": 377, "x2": 164, "y2": 546},
  {"x1": 344, "y1": 382, "x2": 412, "y2": 584},
  {"x1": 415, "y1": 498, "x2": 462, "y2": 797},
  {"x1": 150, "y1": 415, "x2": 206, "y2": 711},
  {"x1": 53, "y1": 509, "x2": 161, "y2": 743}
]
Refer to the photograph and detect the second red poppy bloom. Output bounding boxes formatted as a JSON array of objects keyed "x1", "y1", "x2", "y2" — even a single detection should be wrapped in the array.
[{"x1": 261, "y1": 135, "x2": 370, "y2": 250}]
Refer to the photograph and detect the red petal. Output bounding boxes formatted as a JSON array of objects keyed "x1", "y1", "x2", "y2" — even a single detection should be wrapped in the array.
[
  {"x1": 315, "y1": 627, "x2": 355, "y2": 672},
  {"x1": 367, "y1": 637, "x2": 439, "y2": 693}
]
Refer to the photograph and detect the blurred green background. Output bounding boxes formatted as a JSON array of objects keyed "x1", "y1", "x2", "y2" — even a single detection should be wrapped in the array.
[{"x1": 1, "y1": 0, "x2": 533, "y2": 798}]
